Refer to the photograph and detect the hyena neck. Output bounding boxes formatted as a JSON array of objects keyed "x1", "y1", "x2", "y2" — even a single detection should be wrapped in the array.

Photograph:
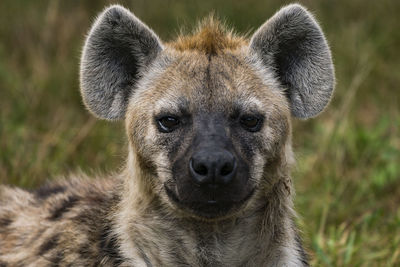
[{"x1": 115, "y1": 158, "x2": 305, "y2": 266}]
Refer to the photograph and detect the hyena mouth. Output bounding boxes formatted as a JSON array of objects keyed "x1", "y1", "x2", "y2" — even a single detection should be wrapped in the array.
[{"x1": 165, "y1": 185, "x2": 255, "y2": 219}]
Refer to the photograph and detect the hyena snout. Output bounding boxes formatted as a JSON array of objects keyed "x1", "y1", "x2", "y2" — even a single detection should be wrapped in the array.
[
  {"x1": 169, "y1": 124, "x2": 254, "y2": 219},
  {"x1": 189, "y1": 148, "x2": 237, "y2": 187}
]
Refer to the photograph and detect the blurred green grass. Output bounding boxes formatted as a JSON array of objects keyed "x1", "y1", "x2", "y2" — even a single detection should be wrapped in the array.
[{"x1": 0, "y1": 0, "x2": 399, "y2": 266}]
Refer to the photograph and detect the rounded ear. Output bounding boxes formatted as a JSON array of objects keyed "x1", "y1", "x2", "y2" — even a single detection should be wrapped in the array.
[
  {"x1": 250, "y1": 4, "x2": 335, "y2": 119},
  {"x1": 80, "y1": 5, "x2": 163, "y2": 120}
]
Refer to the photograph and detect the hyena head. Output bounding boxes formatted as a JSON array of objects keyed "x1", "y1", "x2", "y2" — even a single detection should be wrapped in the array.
[{"x1": 80, "y1": 4, "x2": 334, "y2": 220}]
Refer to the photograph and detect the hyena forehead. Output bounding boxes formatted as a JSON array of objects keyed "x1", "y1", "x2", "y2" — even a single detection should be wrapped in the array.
[
  {"x1": 124, "y1": 18, "x2": 286, "y2": 117},
  {"x1": 130, "y1": 51, "x2": 288, "y2": 118}
]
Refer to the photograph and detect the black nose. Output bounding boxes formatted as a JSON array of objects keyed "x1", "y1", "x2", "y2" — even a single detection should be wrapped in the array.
[{"x1": 189, "y1": 149, "x2": 237, "y2": 186}]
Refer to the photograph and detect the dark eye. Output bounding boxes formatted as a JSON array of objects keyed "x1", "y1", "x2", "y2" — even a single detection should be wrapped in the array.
[
  {"x1": 240, "y1": 115, "x2": 262, "y2": 132},
  {"x1": 157, "y1": 116, "x2": 180, "y2": 132}
]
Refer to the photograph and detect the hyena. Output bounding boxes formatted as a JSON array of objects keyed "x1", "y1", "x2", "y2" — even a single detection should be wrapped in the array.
[{"x1": 0, "y1": 4, "x2": 334, "y2": 266}]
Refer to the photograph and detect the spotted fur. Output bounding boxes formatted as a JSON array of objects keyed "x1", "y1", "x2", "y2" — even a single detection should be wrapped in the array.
[{"x1": 1, "y1": 3, "x2": 334, "y2": 266}]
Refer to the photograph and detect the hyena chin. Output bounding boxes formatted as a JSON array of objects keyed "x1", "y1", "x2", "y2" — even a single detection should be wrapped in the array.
[{"x1": 0, "y1": 4, "x2": 334, "y2": 267}]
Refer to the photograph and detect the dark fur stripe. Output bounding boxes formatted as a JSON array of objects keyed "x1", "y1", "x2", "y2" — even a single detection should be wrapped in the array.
[
  {"x1": 48, "y1": 195, "x2": 79, "y2": 221},
  {"x1": 0, "y1": 217, "x2": 12, "y2": 228},
  {"x1": 34, "y1": 185, "x2": 66, "y2": 200},
  {"x1": 38, "y1": 234, "x2": 60, "y2": 255},
  {"x1": 99, "y1": 224, "x2": 124, "y2": 265}
]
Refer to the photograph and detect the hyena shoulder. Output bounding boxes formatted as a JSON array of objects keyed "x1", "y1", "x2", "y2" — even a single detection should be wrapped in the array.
[{"x1": 0, "y1": 177, "x2": 123, "y2": 266}]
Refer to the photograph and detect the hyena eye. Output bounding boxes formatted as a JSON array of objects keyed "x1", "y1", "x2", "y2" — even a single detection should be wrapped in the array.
[
  {"x1": 240, "y1": 115, "x2": 262, "y2": 132},
  {"x1": 157, "y1": 116, "x2": 180, "y2": 133}
]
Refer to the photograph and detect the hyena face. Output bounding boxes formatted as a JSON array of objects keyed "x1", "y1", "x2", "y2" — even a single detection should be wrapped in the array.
[
  {"x1": 80, "y1": 5, "x2": 334, "y2": 219},
  {"x1": 126, "y1": 51, "x2": 290, "y2": 218}
]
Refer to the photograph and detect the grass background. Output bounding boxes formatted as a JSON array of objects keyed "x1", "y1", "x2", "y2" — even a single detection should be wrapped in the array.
[{"x1": 0, "y1": 0, "x2": 399, "y2": 266}]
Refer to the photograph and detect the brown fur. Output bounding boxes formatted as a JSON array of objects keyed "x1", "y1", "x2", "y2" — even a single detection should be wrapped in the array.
[{"x1": 170, "y1": 16, "x2": 247, "y2": 54}]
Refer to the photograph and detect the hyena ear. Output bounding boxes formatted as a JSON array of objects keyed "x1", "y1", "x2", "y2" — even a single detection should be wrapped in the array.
[
  {"x1": 250, "y1": 4, "x2": 335, "y2": 118},
  {"x1": 80, "y1": 5, "x2": 162, "y2": 120}
]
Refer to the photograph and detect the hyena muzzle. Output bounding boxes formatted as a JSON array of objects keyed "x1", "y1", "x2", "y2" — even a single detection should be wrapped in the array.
[{"x1": 0, "y1": 4, "x2": 334, "y2": 266}]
